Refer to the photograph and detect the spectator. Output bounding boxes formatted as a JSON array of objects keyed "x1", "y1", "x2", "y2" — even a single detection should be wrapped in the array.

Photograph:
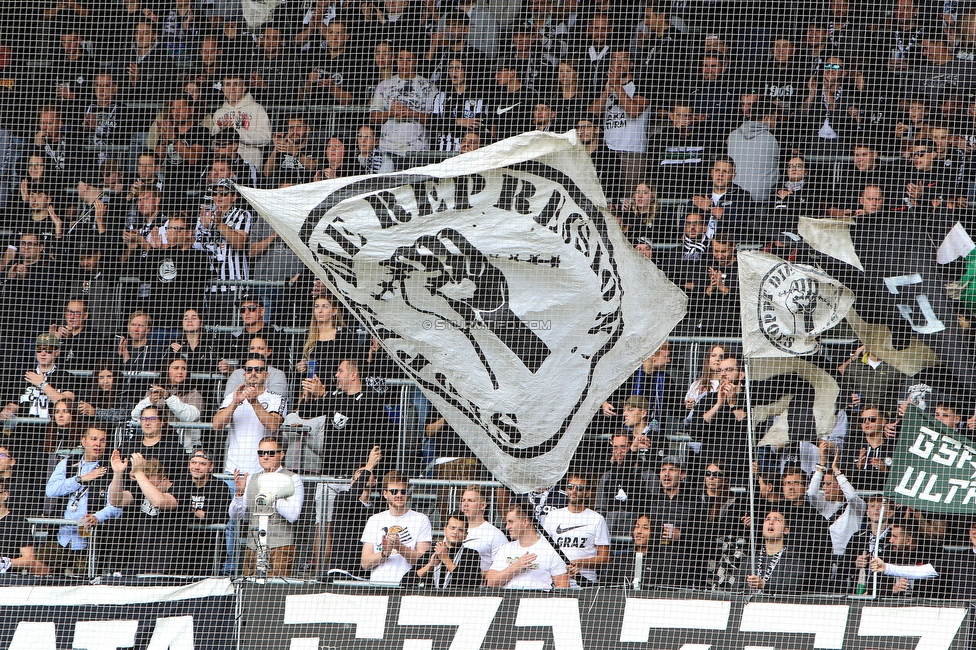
[
  {"x1": 77, "y1": 364, "x2": 130, "y2": 429},
  {"x1": 576, "y1": 118, "x2": 620, "y2": 203},
  {"x1": 589, "y1": 50, "x2": 650, "y2": 194},
  {"x1": 263, "y1": 113, "x2": 323, "y2": 183},
  {"x1": 80, "y1": 73, "x2": 128, "y2": 166},
  {"x1": 33, "y1": 104, "x2": 79, "y2": 189},
  {"x1": 221, "y1": 294, "x2": 282, "y2": 368},
  {"x1": 542, "y1": 473, "x2": 611, "y2": 586},
  {"x1": 2, "y1": 333, "x2": 77, "y2": 423},
  {"x1": 38, "y1": 427, "x2": 120, "y2": 576},
  {"x1": 248, "y1": 22, "x2": 301, "y2": 108},
  {"x1": 689, "y1": 156, "x2": 754, "y2": 244},
  {"x1": 179, "y1": 449, "x2": 230, "y2": 576},
  {"x1": 108, "y1": 451, "x2": 183, "y2": 574},
  {"x1": 808, "y1": 441, "x2": 867, "y2": 586},
  {"x1": 223, "y1": 336, "x2": 290, "y2": 411},
  {"x1": 802, "y1": 55, "x2": 860, "y2": 151},
  {"x1": 492, "y1": 60, "x2": 537, "y2": 141},
  {"x1": 117, "y1": 404, "x2": 187, "y2": 484},
  {"x1": 408, "y1": 511, "x2": 484, "y2": 588},
  {"x1": 120, "y1": 187, "x2": 168, "y2": 265},
  {"x1": 230, "y1": 436, "x2": 304, "y2": 577},
  {"x1": 846, "y1": 495, "x2": 893, "y2": 594},
  {"x1": 699, "y1": 460, "x2": 747, "y2": 589},
  {"x1": 424, "y1": 10, "x2": 475, "y2": 87},
  {"x1": 0, "y1": 478, "x2": 37, "y2": 575},
  {"x1": 551, "y1": 60, "x2": 588, "y2": 131},
  {"x1": 771, "y1": 155, "x2": 821, "y2": 229},
  {"x1": 303, "y1": 20, "x2": 360, "y2": 106},
  {"x1": 211, "y1": 71, "x2": 272, "y2": 174},
  {"x1": 2, "y1": 232, "x2": 62, "y2": 347},
  {"x1": 460, "y1": 484, "x2": 507, "y2": 572},
  {"x1": 594, "y1": 432, "x2": 651, "y2": 541},
  {"x1": 643, "y1": 457, "x2": 701, "y2": 588},
  {"x1": 125, "y1": 21, "x2": 177, "y2": 133},
  {"x1": 838, "y1": 404, "x2": 895, "y2": 492},
  {"x1": 727, "y1": 98, "x2": 781, "y2": 204},
  {"x1": 208, "y1": 130, "x2": 259, "y2": 187},
  {"x1": 369, "y1": 47, "x2": 436, "y2": 162},
  {"x1": 153, "y1": 95, "x2": 209, "y2": 201},
  {"x1": 600, "y1": 342, "x2": 684, "y2": 439},
  {"x1": 690, "y1": 53, "x2": 736, "y2": 138},
  {"x1": 740, "y1": 510, "x2": 809, "y2": 595},
  {"x1": 213, "y1": 352, "x2": 287, "y2": 479},
  {"x1": 296, "y1": 294, "x2": 360, "y2": 393},
  {"x1": 699, "y1": 234, "x2": 740, "y2": 336},
  {"x1": 297, "y1": 358, "x2": 394, "y2": 475},
  {"x1": 694, "y1": 355, "x2": 749, "y2": 483},
  {"x1": 485, "y1": 502, "x2": 569, "y2": 589},
  {"x1": 684, "y1": 344, "x2": 725, "y2": 416},
  {"x1": 134, "y1": 211, "x2": 212, "y2": 331},
  {"x1": 652, "y1": 98, "x2": 711, "y2": 201},
  {"x1": 48, "y1": 296, "x2": 107, "y2": 373},
  {"x1": 131, "y1": 356, "x2": 203, "y2": 453},
  {"x1": 430, "y1": 57, "x2": 491, "y2": 153},
  {"x1": 169, "y1": 308, "x2": 220, "y2": 377},
  {"x1": 326, "y1": 446, "x2": 382, "y2": 580},
  {"x1": 355, "y1": 124, "x2": 396, "y2": 174},
  {"x1": 361, "y1": 470, "x2": 432, "y2": 583},
  {"x1": 869, "y1": 521, "x2": 944, "y2": 598},
  {"x1": 194, "y1": 181, "x2": 252, "y2": 325},
  {"x1": 115, "y1": 309, "x2": 163, "y2": 400}
]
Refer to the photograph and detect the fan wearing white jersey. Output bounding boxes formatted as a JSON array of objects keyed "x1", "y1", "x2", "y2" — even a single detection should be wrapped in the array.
[
  {"x1": 543, "y1": 473, "x2": 611, "y2": 586},
  {"x1": 460, "y1": 484, "x2": 507, "y2": 572},
  {"x1": 486, "y1": 502, "x2": 569, "y2": 589}
]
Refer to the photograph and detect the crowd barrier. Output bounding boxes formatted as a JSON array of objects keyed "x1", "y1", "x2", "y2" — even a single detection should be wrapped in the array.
[{"x1": 0, "y1": 579, "x2": 970, "y2": 650}]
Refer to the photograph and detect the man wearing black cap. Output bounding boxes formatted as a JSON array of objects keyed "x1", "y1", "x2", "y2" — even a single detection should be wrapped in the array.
[
  {"x1": 178, "y1": 449, "x2": 231, "y2": 576},
  {"x1": 211, "y1": 70, "x2": 271, "y2": 175}
]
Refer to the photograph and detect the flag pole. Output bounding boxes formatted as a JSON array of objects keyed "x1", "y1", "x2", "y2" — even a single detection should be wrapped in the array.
[
  {"x1": 871, "y1": 497, "x2": 885, "y2": 599},
  {"x1": 744, "y1": 358, "x2": 758, "y2": 576}
]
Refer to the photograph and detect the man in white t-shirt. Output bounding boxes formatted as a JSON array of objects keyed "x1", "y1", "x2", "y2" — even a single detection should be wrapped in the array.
[
  {"x1": 486, "y1": 503, "x2": 569, "y2": 589},
  {"x1": 212, "y1": 353, "x2": 286, "y2": 476},
  {"x1": 361, "y1": 470, "x2": 432, "y2": 583},
  {"x1": 369, "y1": 47, "x2": 436, "y2": 160},
  {"x1": 460, "y1": 484, "x2": 507, "y2": 572},
  {"x1": 543, "y1": 473, "x2": 611, "y2": 586}
]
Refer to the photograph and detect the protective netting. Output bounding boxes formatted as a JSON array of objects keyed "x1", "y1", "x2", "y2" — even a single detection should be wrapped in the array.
[{"x1": 0, "y1": 1, "x2": 975, "y2": 649}]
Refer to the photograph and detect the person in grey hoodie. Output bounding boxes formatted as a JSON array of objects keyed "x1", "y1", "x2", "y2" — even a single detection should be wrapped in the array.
[{"x1": 727, "y1": 98, "x2": 780, "y2": 204}]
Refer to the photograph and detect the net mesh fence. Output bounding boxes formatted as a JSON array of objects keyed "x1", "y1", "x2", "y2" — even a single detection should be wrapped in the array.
[{"x1": 0, "y1": 1, "x2": 973, "y2": 649}]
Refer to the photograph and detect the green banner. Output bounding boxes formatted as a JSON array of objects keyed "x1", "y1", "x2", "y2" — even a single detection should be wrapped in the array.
[{"x1": 884, "y1": 405, "x2": 976, "y2": 514}]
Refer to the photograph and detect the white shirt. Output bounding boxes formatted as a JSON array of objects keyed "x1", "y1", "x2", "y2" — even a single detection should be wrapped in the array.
[
  {"x1": 464, "y1": 520, "x2": 509, "y2": 571},
  {"x1": 228, "y1": 467, "x2": 305, "y2": 523},
  {"x1": 489, "y1": 537, "x2": 567, "y2": 589},
  {"x1": 807, "y1": 470, "x2": 866, "y2": 555},
  {"x1": 361, "y1": 509, "x2": 433, "y2": 584},
  {"x1": 542, "y1": 507, "x2": 610, "y2": 584},
  {"x1": 221, "y1": 390, "x2": 287, "y2": 474}
]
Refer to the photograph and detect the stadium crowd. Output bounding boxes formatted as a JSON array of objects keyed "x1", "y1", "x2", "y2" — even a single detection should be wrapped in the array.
[{"x1": 0, "y1": 0, "x2": 975, "y2": 597}]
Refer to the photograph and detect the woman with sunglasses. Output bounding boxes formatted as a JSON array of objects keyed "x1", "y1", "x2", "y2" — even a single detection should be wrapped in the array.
[
  {"x1": 131, "y1": 356, "x2": 204, "y2": 453},
  {"x1": 698, "y1": 460, "x2": 749, "y2": 590}
]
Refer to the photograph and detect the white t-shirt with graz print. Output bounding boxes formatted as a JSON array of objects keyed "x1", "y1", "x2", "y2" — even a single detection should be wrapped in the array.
[{"x1": 361, "y1": 508, "x2": 433, "y2": 583}]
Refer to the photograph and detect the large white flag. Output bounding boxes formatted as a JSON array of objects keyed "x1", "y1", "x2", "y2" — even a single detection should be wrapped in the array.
[
  {"x1": 738, "y1": 250, "x2": 854, "y2": 359},
  {"x1": 237, "y1": 132, "x2": 687, "y2": 491}
]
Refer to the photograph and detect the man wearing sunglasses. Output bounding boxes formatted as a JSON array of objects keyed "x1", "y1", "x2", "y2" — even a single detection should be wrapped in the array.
[
  {"x1": 837, "y1": 404, "x2": 893, "y2": 493},
  {"x1": 542, "y1": 473, "x2": 610, "y2": 586},
  {"x1": 361, "y1": 470, "x2": 432, "y2": 584},
  {"x1": 220, "y1": 292, "x2": 282, "y2": 369},
  {"x1": 229, "y1": 436, "x2": 304, "y2": 577},
  {"x1": 214, "y1": 353, "x2": 286, "y2": 478}
]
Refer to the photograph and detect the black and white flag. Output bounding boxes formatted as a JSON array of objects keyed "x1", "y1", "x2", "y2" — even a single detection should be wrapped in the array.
[
  {"x1": 237, "y1": 132, "x2": 687, "y2": 491},
  {"x1": 738, "y1": 250, "x2": 854, "y2": 359}
]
